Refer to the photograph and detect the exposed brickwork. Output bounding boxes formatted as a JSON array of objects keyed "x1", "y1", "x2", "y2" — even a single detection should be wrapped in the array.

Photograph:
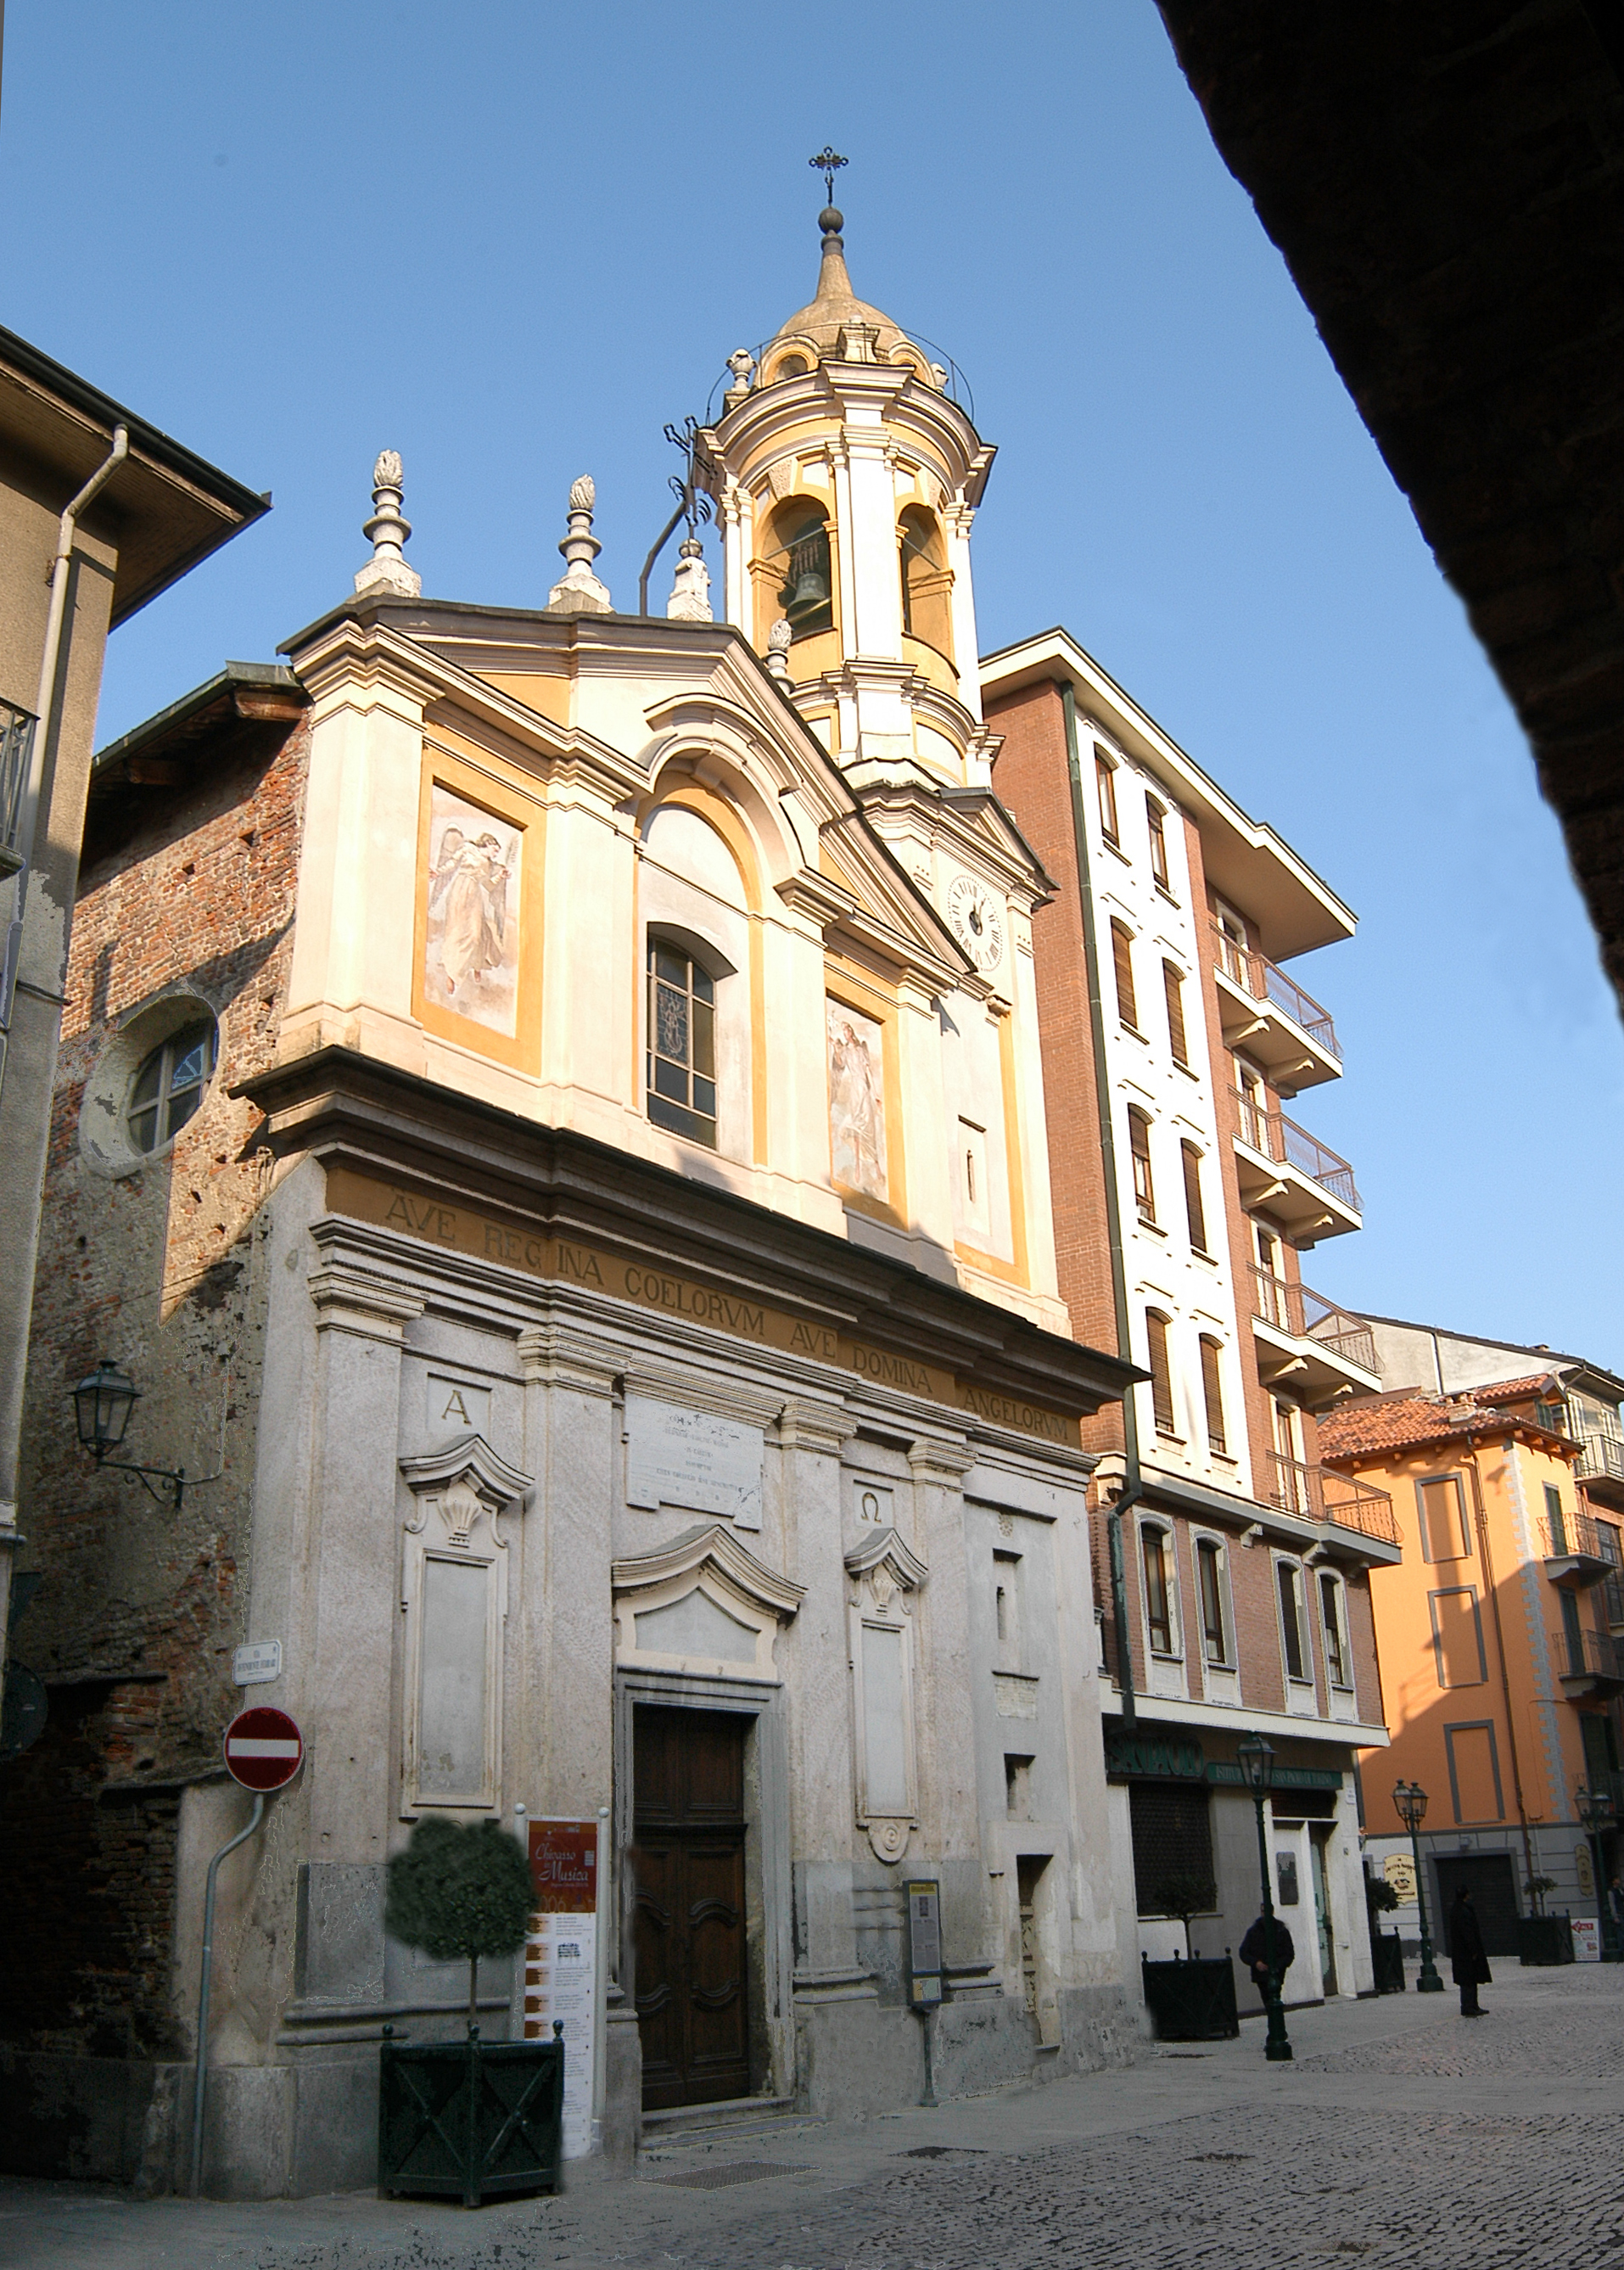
[{"x1": 1, "y1": 703, "x2": 307, "y2": 2059}]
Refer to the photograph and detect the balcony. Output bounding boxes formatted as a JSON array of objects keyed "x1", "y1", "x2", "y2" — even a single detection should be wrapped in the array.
[
  {"x1": 1212, "y1": 923, "x2": 1341, "y2": 1095},
  {"x1": 1266, "y1": 1453, "x2": 1400, "y2": 1551},
  {"x1": 1232, "y1": 1090, "x2": 1363, "y2": 1241},
  {"x1": 1537, "y1": 1505, "x2": 1616, "y2": 1589},
  {"x1": 1552, "y1": 1625, "x2": 1624, "y2": 1698},
  {"x1": 1576, "y1": 1432, "x2": 1624, "y2": 1512},
  {"x1": 1250, "y1": 1270, "x2": 1379, "y2": 1405}
]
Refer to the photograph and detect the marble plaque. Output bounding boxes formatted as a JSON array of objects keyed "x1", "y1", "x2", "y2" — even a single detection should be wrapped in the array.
[
  {"x1": 425, "y1": 1371, "x2": 492, "y2": 1436},
  {"x1": 624, "y1": 1393, "x2": 763, "y2": 1529}
]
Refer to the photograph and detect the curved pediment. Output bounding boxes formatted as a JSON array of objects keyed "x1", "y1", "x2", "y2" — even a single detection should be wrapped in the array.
[
  {"x1": 612, "y1": 1522, "x2": 804, "y2": 1684},
  {"x1": 399, "y1": 1432, "x2": 534, "y2": 1509}
]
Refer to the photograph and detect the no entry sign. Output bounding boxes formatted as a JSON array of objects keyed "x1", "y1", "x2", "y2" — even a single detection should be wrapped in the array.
[{"x1": 223, "y1": 1705, "x2": 303, "y2": 1791}]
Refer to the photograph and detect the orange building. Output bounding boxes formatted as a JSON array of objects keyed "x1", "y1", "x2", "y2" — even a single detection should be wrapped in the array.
[{"x1": 1321, "y1": 1375, "x2": 1623, "y2": 1958}]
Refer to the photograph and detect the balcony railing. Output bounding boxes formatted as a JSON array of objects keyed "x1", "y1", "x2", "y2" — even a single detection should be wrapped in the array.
[
  {"x1": 0, "y1": 698, "x2": 36, "y2": 854},
  {"x1": 1212, "y1": 922, "x2": 1339, "y2": 1057},
  {"x1": 1234, "y1": 1090, "x2": 1362, "y2": 1213},
  {"x1": 1551, "y1": 1625, "x2": 1624, "y2": 1686},
  {"x1": 1250, "y1": 1270, "x2": 1376, "y2": 1371},
  {"x1": 1537, "y1": 1505, "x2": 1615, "y2": 1566},
  {"x1": 1579, "y1": 1434, "x2": 1624, "y2": 1488},
  {"x1": 1266, "y1": 1453, "x2": 1400, "y2": 1545}
]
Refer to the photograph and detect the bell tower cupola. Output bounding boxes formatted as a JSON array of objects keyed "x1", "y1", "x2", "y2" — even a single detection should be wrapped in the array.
[{"x1": 702, "y1": 160, "x2": 997, "y2": 788}]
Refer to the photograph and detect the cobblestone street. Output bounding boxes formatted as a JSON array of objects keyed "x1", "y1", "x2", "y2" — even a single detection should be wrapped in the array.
[{"x1": 8, "y1": 1968, "x2": 1624, "y2": 2270}]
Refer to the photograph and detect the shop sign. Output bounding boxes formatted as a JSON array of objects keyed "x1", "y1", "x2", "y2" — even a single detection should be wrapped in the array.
[
  {"x1": 1207, "y1": 1762, "x2": 1343, "y2": 1791},
  {"x1": 1105, "y1": 1734, "x2": 1206, "y2": 1782}
]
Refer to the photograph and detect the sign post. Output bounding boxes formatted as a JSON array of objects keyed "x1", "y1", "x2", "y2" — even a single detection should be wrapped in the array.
[
  {"x1": 192, "y1": 1709, "x2": 303, "y2": 2194},
  {"x1": 525, "y1": 1819, "x2": 601, "y2": 2158},
  {"x1": 904, "y1": 1878, "x2": 944, "y2": 2107}
]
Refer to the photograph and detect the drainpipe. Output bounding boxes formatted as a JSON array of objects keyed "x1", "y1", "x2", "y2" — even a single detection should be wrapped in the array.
[
  {"x1": 1059, "y1": 678, "x2": 1137, "y2": 1731},
  {"x1": 2, "y1": 424, "x2": 129, "y2": 1043},
  {"x1": 1463, "y1": 1434, "x2": 1537, "y2": 1888}
]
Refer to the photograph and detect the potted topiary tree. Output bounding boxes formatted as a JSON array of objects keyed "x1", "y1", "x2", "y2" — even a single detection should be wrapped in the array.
[
  {"x1": 378, "y1": 1816, "x2": 565, "y2": 2206},
  {"x1": 1365, "y1": 1871, "x2": 1404, "y2": 1993},
  {"x1": 1517, "y1": 1875, "x2": 1574, "y2": 1966},
  {"x1": 1139, "y1": 1873, "x2": 1238, "y2": 2040}
]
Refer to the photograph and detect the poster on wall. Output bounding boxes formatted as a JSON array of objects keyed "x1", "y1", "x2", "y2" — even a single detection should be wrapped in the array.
[
  {"x1": 423, "y1": 783, "x2": 522, "y2": 1037},
  {"x1": 525, "y1": 1819, "x2": 600, "y2": 2157}
]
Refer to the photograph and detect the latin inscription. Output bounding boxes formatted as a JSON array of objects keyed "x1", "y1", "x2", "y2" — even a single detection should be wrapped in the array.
[{"x1": 331, "y1": 1168, "x2": 1080, "y2": 1446}]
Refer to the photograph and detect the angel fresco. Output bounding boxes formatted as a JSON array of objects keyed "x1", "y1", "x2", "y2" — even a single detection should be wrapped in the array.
[
  {"x1": 827, "y1": 1000, "x2": 888, "y2": 1201},
  {"x1": 423, "y1": 788, "x2": 522, "y2": 1037}
]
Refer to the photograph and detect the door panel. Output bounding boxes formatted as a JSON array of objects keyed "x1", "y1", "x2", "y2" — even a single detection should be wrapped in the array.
[{"x1": 631, "y1": 1708, "x2": 750, "y2": 2109}]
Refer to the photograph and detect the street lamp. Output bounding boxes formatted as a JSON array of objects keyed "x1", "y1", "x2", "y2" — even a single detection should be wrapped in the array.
[
  {"x1": 1236, "y1": 1731, "x2": 1292, "y2": 2062},
  {"x1": 70, "y1": 1359, "x2": 186, "y2": 1509},
  {"x1": 1575, "y1": 1783, "x2": 1616, "y2": 1959},
  {"x1": 1392, "y1": 1780, "x2": 1445, "y2": 1993}
]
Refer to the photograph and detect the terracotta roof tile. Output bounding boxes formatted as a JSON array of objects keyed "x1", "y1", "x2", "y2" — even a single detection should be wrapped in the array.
[{"x1": 1321, "y1": 1387, "x2": 1573, "y2": 1464}]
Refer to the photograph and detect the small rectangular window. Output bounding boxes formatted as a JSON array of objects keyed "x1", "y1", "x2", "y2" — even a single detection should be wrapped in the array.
[
  {"x1": 1096, "y1": 754, "x2": 1119, "y2": 844},
  {"x1": 1320, "y1": 1572, "x2": 1349, "y2": 1688},
  {"x1": 1111, "y1": 920, "x2": 1138, "y2": 1030},
  {"x1": 647, "y1": 940, "x2": 718, "y2": 1147},
  {"x1": 1162, "y1": 961, "x2": 1189, "y2": 1065},
  {"x1": 1181, "y1": 1142, "x2": 1207, "y2": 1254},
  {"x1": 1146, "y1": 798, "x2": 1170, "y2": 890},
  {"x1": 1141, "y1": 1527, "x2": 1173, "y2": 1653},
  {"x1": 1278, "y1": 1560, "x2": 1307, "y2": 1682},
  {"x1": 1417, "y1": 1475, "x2": 1470, "y2": 1561},
  {"x1": 1128, "y1": 1109, "x2": 1156, "y2": 1225},
  {"x1": 1199, "y1": 1337, "x2": 1227, "y2": 1455},
  {"x1": 1146, "y1": 1313, "x2": 1176, "y2": 1438},
  {"x1": 1197, "y1": 1539, "x2": 1227, "y2": 1664}
]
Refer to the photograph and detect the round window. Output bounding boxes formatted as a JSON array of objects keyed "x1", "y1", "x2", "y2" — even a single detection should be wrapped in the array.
[{"x1": 125, "y1": 1020, "x2": 217, "y2": 1155}]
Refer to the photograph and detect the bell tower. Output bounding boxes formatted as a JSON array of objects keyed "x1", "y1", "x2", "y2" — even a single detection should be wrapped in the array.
[{"x1": 702, "y1": 165, "x2": 997, "y2": 788}]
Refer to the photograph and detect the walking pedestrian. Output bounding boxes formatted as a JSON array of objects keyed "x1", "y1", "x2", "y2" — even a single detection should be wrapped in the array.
[
  {"x1": 1449, "y1": 1884, "x2": 1491, "y2": 2015},
  {"x1": 1238, "y1": 1909, "x2": 1295, "y2": 1998}
]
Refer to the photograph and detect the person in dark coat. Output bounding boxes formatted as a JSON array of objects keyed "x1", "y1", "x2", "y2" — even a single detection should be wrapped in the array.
[
  {"x1": 1449, "y1": 1885, "x2": 1491, "y2": 2015},
  {"x1": 1238, "y1": 1910, "x2": 1295, "y2": 1998}
]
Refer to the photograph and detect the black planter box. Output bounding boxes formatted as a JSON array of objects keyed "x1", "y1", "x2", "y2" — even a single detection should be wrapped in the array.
[
  {"x1": 1369, "y1": 1929, "x2": 1405, "y2": 1993},
  {"x1": 1516, "y1": 1914, "x2": 1575, "y2": 1967},
  {"x1": 378, "y1": 2025, "x2": 564, "y2": 2206},
  {"x1": 1140, "y1": 1953, "x2": 1240, "y2": 2041}
]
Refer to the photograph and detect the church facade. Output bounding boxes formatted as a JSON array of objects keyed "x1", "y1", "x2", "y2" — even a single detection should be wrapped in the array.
[{"x1": 3, "y1": 209, "x2": 1142, "y2": 2195}]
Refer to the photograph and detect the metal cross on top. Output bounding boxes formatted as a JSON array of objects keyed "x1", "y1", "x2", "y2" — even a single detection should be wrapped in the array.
[{"x1": 809, "y1": 147, "x2": 848, "y2": 205}]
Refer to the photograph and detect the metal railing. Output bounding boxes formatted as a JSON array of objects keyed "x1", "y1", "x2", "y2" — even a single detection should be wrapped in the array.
[
  {"x1": 1211, "y1": 922, "x2": 1339, "y2": 1057},
  {"x1": 1578, "y1": 1434, "x2": 1624, "y2": 1487},
  {"x1": 1234, "y1": 1090, "x2": 1362, "y2": 1213},
  {"x1": 1266, "y1": 1453, "x2": 1400, "y2": 1545},
  {"x1": 1249, "y1": 1270, "x2": 1376, "y2": 1371},
  {"x1": 0, "y1": 698, "x2": 36, "y2": 852},
  {"x1": 1552, "y1": 1625, "x2": 1624, "y2": 1684},
  {"x1": 1537, "y1": 1505, "x2": 1614, "y2": 1564}
]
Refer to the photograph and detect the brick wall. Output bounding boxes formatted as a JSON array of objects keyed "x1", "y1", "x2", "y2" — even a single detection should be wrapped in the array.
[{"x1": 0, "y1": 707, "x2": 307, "y2": 2058}]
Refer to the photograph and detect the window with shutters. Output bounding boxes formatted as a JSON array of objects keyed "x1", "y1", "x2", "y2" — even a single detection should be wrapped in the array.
[
  {"x1": 1145, "y1": 1311, "x2": 1176, "y2": 1438},
  {"x1": 1146, "y1": 797, "x2": 1171, "y2": 891},
  {"x1": 1096, "y1": 753, "x2": 1119, "y2": 844},
  {"x1": 1196, "y1": 1537, "x2": 1229, "y2": 1665},
  {"x1": 1416, "y1": 1474, "x2": 1470, "y2": 1561},
  {"x1": 1276, "y1": 1557, "x2": 1308, "y2": 1684},
  {"x1": 1111, "y1": 920, "x2": 1138, "y2": 1030},
  {"x1": 1129, "y1": 1783, "x2": 1214, "y2": 1916},
  {"x1": 1128, "y1": 1107, "x2": 1156, "y2": 1225},
  {"x1": 1199, "y1": 1336, "x2": 1227, "y2": 1455},
  {"x1": 1543, "y1": 1482, "x2": 1568, "y2": 1555},
  {"x1": 1162, "y1": 961, "x2": 1189, "y2": 1065},
  {"x1": 1427, "y1": 1586, "x2": 1487, "y2": 1688},
  {"x1": 1140, "y1": 1522, "x2": 1177, "y2": 1654},
  {"x1": 1181, "y1": 1142, "x2": 1208, "y2": 1254},
  {"x1": 1320, "y1": 1572, "x2": 1352, "y2": 1690}
]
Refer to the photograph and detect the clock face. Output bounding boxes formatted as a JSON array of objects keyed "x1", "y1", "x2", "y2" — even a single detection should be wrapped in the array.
[{"x1": 946, "y1": 874, "x2": 1005, "y2": 973}]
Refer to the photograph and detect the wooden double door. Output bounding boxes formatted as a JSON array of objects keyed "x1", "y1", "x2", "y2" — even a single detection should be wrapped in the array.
[{"x1": 630, "y1": 1707, "x2": 751, "y2": 2110}]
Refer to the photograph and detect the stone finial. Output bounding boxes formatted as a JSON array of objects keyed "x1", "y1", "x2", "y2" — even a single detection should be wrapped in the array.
[
  {"x1": 354, "y1": 450, "x2": 421, "y2": 598},
  {"x1": 546, "y1": 474, "x2": 613, "y2": 614},
  {"x1": 666, "y1": 535, "x2": 713, "y2": 623},
  {"x1": 724, "y1": 350, "x2": 755, "y2": 412},
  {"x1": 764, "y1": 617, "x2": 792, "y2": 683}
]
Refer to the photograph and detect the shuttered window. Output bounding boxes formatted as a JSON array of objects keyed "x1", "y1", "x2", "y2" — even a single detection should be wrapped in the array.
[
  {"x1": 1112, "y1": 921, "x2": 1138, "y2": 1030},
  {"x1": 1096, "y1": 754, "x2": 1120, "y2": 843},
  {"x1": 1199, "y1": 1337, "x2": 1227, "y2": 1455},
  {"x1": 1147, "y1": 798, "x2": 1171, "y2": 890},
  {"x1": 1197, "y1": 1539, "x2": 1228, "y2": 1663},
  {"x1": 1181, "y1": 1142, "x2": 1207, "y2": 1254},
  {"x1": 1278, "y1": 1560, "x2": 1308, "y2": 1682},
  {"x1": 1163, "y1": 961, "x2": 1189, "y2": 1064},
  {"x1": 1128, "y1": 1108, "x2": 1156, "y2": 1224},
  {"x1": 1146, "y1": 1312, "x2": 1176, "y2": 1438},
  {"x1": 1141, "y1": 1525, "x2": 1174, "y2": 1652}
]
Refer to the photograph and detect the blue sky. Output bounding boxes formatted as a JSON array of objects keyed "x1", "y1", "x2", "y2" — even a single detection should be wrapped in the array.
[{"x1": 3, "y1": 2, "x2": 1618, "y2": 1371}]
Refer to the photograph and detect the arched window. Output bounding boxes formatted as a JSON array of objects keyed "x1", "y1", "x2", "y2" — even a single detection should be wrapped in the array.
[
  {"x1": 898, "y1": 505, "x2": 953, "y2": 659},
  {"x1": 1198, "y1": 1335, "x2": 1227, "y2": 1455},
  {"x1": 1111, "y1": 920, "x2": 1138, "y2": 1031},
  {"x1": 1140, "y1": 1522, "x2": 1178, "y2": 1655},
  {"x1": 1196, "y1": 1537, "x2": 1230, "y2": 1666},
  {"x1": 1319, "y1": 1570, "x2": 1352, "y2": 1690},
  {"x1": 647, "y1": 939, "x2": 717, "y2": 1148},
  {"x1": 775, "y1": 505, "x2": 833, "y2": 637},
  {"x1": 1145, "y1": 1311, "x2": 1176, "y2": 1438},
  {"x1": 1128, "y1": 1107, "x2": 1155, "y2": 1225},
  {"x1": 126, "y1": 1019, "x2": 216, "y2": 1155}
]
